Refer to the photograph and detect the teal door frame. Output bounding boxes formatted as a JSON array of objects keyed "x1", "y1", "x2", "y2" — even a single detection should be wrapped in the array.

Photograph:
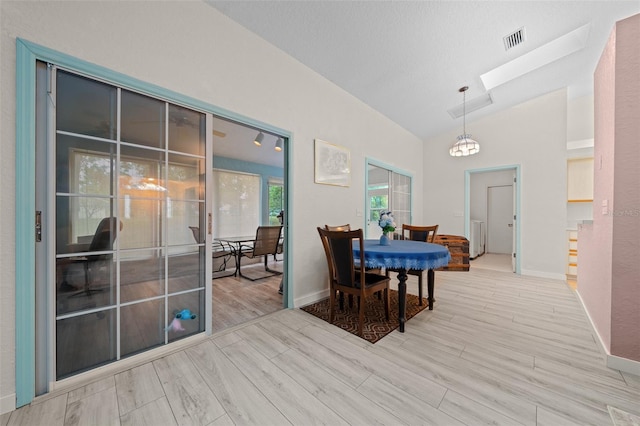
[
  {"x1": 464, "y1": 164, "x2": 521, "y2": 274},
  {"x1": 15, "y1": 38, "x2": 293, "y2": 407}
]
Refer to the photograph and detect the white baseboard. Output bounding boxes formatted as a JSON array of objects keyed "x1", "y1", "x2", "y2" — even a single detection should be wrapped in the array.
[
  {"x1": 575, "y1": 291, "x2": 640, "y2": 376},
  {"x1": 294, "y1": 289, "x2": 329, "y2": 308},
  {"x1": 520, "y1": 269, "x2": 566, "y2": 281},
  {"x1": 607, "y1": 353, "x2": 640, "y2": 376},
  {"x1": 0, "y1": 393, "x2": 16, "y2": 415}
]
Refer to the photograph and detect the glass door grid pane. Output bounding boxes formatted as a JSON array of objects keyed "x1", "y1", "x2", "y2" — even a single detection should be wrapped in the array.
[
  {"x1": 53, "y1": 69, "x2": 206, "y2": 379},
  {"x1": 367, "y1": 163, "x2": 412, "y2": 238}
]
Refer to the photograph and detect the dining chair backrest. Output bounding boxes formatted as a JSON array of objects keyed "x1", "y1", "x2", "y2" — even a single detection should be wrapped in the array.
[
  {"x1": 324, "y1": 224, "x2": 351, "y2": 232},
  {"x1": 402, "y1": 224, "x2": 438, "y2": 243},
  {"x1": 317, "y1": 226, "x2": 390, "y2": 337},
  {"x1": 252, "y1": 225, "x2": 283, "y2": 257},
  {"x1": 317, "y1": 227, "x2": 364, "y2": 289}
]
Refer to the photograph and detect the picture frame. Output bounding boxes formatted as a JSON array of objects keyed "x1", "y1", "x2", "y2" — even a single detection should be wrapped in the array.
[{"x1": 314, "y1": 139, "x2": 351, "y2": 187}]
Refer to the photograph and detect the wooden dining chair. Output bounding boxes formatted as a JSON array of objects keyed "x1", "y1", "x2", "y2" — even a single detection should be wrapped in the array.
[
  {"x1": 400, "y1": 224, "x2": 439, "y2": 243},
  {"x1": 387, "y1": 224, "x2": 439, "y2": 305},
  {"x1": 317, "y1": 227, "x2": 390, "y2": 337},
  {"x1": 324, "y1": 224, "x2": 351, "y2": 232},
  {"x1": 238, "y1": 225, "x2": 283, "y2": 281},
  {"x1": 325, "y1": 223, "x2": 382, "y2": 282}
]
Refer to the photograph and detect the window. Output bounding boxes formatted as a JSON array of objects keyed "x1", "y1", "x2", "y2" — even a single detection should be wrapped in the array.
[
  {"x1": 367, "y1": 162, "x2": 412, "y2": 237},
  {"x1": 213, "y1": 170, "x2": 260, "y2": 237},
  {"x1": 268, "y1": 178, "x2": 284, "y2": 225}
]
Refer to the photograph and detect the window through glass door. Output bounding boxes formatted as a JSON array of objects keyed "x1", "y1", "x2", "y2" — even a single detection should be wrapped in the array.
[
  {"x1": 52, "y1": 69, "x2": 208, "y2": 378},
  {"x1": 367, "y1": 163, "x2": 412, "y2": 238}
]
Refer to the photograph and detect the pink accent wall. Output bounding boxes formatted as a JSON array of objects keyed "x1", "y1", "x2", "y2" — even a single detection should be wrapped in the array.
[
  {"x1": 610, "y1": 14, "x2": 640, "y2": 361},
  {"x1": 578, "y1": 28, "x2": 615, "y2": 351},
  {"x1": 578, "y1": 13, "x2": 640, "y2": 362}
]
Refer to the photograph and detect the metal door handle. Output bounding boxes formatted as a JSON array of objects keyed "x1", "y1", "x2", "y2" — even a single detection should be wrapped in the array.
[
  {"x1": 35, "y1": 211, "x2": 42, "y2": 242},
  {"x1": 508, "y1": 223, "x2": 513, "y2": 228}
]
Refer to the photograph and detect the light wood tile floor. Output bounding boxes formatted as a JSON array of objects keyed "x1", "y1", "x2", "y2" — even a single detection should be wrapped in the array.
[
  {"x1": 469, "y1": 253, "x2": 513, "y2": 272},
  {"x1": 5, "y1": 268, "x2": 640, "y2": 425}
]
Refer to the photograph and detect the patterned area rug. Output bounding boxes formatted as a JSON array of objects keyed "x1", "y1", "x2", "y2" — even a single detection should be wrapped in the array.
[{"x1": 300, "y1": 290, "x2": 428, "y2": 344}]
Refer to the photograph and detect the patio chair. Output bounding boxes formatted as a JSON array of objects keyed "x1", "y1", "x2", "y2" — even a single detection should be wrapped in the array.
[
  {"x1": 63, "y1": 217, "x2": 122, "y2": 297},
  {"x1": 238, "y1": 225, "x2": 283, "y2": 281},
  {"x1": 188, "y1": 226, "x2": 236, "y2": 278}
]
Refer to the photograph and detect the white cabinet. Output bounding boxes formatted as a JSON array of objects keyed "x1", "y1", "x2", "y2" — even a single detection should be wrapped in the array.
[
  {"x1": 567, "y1": 158, "x2": 594, "y2": 202},
  {"x1": 470, "y1": 220, "x2": 485, "y2": 259}
]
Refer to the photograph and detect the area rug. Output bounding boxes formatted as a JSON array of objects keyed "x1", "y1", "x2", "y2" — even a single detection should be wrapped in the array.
[{"x1": 300, "y1": 290, "x2": 427, "y2": 344}]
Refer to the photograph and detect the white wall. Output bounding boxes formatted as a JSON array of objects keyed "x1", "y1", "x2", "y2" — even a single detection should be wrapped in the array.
[
  {"x1": 0, "y1": 1, "x2": 424, "y2": 410},
  {"x1": 470, "y1": 169, "x2": 514, "y2": 225},
  {"x1": 567, "y1": 95, "x2": 594, "y2": 143},
  {"x1": 424, "y1": 89, "x2": 568, "y2": 279},
  {"x1": 566, "y1": 96, "x2": 595, "y2": 228}
]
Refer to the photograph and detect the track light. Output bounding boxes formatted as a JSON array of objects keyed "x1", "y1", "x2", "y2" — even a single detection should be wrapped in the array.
[
  {"x1": 254, "y1": 132, "x2": 264, "y2": 146},
  {"x1": 275, "y1": 138, "x2": 283, "y2": 152}
]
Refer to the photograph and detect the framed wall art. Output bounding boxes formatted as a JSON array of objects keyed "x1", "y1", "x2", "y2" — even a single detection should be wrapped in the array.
[{"x1": 314, "y1": 139, "x2": 351, "y2": 187}]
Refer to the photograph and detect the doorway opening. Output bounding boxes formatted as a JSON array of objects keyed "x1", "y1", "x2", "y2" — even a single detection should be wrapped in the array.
[
  {"x1": 465, "y1": 166, "x2": 520, "y2": 274},
  {"x1": 210, "y1": 116, "x2": 287, "y2": 333}
]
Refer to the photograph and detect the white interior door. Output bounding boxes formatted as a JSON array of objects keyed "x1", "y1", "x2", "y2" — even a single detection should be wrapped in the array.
[{"x1": 487, "y1": 185, "x2": 513, "y2": 254}]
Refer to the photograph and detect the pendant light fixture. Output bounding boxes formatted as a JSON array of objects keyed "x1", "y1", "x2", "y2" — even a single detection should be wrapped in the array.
[
  {"x1": 254, "y1": 132, "x2": 264, "y2": 146},
  {"x1": 274, "y1": 137, "x2": 283, "y2": 152},
  {"x1": 449, "y1": 86, "x2": 480, "y2": 157}
]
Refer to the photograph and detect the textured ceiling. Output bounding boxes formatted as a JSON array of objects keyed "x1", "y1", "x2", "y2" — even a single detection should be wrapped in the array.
[{"x1": 208, "y1": 0, "x2": 639, "y2": 141}]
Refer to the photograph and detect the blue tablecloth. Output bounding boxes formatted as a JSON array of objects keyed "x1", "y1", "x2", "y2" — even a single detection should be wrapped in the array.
[{"x1": 353, "y1": 239, "x2": 451, "y2": 271}]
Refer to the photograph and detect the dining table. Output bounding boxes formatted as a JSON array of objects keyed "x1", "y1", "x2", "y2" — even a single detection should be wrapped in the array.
[
  {"x1": 353, "y1": 239, "x2": 451, "y2": 332},
  {"x1": 214, "y1": 236, "x2": 256, "y2": 276}
]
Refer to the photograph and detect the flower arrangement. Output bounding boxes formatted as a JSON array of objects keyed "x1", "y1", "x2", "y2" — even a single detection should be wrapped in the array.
[{"x1": 378, "y1": 211, "x2": 396, "y2": 235}]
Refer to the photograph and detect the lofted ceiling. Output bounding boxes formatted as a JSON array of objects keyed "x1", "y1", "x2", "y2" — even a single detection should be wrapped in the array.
[{"x1": 207, "y1": 0, "x2": 639, "y2": 142}]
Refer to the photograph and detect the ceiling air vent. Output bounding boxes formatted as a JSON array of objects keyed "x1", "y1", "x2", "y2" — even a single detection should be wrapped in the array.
[{"x1": 503, "y1": 27, "x2": 526, "y2": 51}]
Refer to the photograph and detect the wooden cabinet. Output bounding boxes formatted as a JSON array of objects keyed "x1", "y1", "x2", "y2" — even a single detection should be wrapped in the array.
[
  {"x1": 567, "y1": 158, "x2": 594, "y2": 202},
  {"x1": 567, "y1": 230, "x2": 578, "y2": 277}
]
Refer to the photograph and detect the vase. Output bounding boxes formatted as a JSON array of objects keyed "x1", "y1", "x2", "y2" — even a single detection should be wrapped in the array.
[{"x1": 380, "y1": 232, "x2": 391, "y2": 246}]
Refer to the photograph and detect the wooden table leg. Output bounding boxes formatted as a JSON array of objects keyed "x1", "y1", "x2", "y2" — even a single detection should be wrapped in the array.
[
  {"x1": 427, "y1": 269, "x2": 435, "y2": 310},
  {"x1": 397, "y1": 267, "x2": 408, "y2": 332}
]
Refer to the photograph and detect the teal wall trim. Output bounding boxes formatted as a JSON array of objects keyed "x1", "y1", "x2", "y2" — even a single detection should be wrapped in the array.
[
  {"x1": 283, "y1": 137, "x2": 293, "y2": 309},
  {"x1": 17, "y1": 40, "x2": 289, "y2": 139},
  {"x1": 464, "y1": 164, "x2": 521, "y2": 274},
  {"x1": 14, "y1": 38, "x2": 293, "y2": 406},
  {"x1": 15, "y1": 39, "x2": 37, "y2": 408}
]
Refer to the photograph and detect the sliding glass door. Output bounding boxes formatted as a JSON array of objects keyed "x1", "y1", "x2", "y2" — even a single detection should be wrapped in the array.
[{"x1": 44, "y1": 65, "x2": 210, "y2": 379}]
